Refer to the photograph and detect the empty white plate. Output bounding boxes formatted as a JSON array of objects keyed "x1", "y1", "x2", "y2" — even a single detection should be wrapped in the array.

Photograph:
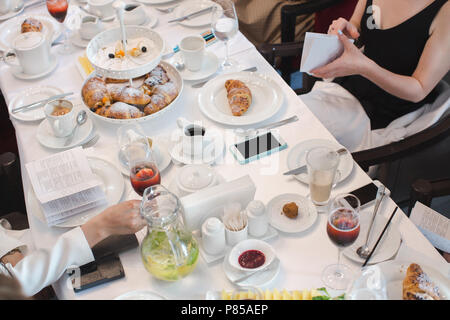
[
  {"x1": 8, "y1": 86, "x2": 64, "y2": 122},
  {"x1": 266, "y1": 193, "x2": 318, "y2": 234}
]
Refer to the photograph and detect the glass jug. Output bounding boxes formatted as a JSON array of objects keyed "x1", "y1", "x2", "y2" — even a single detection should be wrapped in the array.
[{"x1": 140, "y1": 185, "x2": 199, "y2": 281}]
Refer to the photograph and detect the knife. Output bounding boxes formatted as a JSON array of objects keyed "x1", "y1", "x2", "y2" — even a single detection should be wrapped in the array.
[
  {"x1": 191, "y1": 66, "x2": 257, "y2": 88},
  {"x1": 11, "y1": 92, "x2": 74, "y2": 114},
  {"x1": 283, "y1": 148, "x2": 348, "y2": 176},
  {"x1": 168, "y1": 6, "x2": 214, "y2": 23}
]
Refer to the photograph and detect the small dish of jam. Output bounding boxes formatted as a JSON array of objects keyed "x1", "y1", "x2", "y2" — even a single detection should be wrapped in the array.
[{"x1": 229, "y1": 239, "x2": 276, "y2": 272}]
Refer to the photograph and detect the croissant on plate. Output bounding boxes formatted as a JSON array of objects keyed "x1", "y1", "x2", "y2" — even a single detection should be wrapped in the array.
[
  {"x1": 82, "y1": 77, "x2": 112, "y2": 111},
  {"x1": 225, "y1": 79, "x2": 252, "y2": 116},
  {"x1": 110, "y1": 86, "x2": 151, "y2": 106},
  {"x1": 402, "y1": 263, "x2": 442, "y2": 300},
  {"x1": 102, "y1": 102, "x2": 144, "y2": 119}
]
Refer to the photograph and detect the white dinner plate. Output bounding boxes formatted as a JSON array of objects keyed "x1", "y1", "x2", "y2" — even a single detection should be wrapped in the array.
[
  {"x1": 8, "y1": 86, "x2": 63, "y2": 122},
  {"x1": 266, "y1": 193, "x2": 318, "y2": 234},
  {"x1": 343, "y1": 210, "x2": 402, "y2": 265},
  {"x1": 177, "y1": 51, "x2": 219, "y2": 81},
  {"x1": 0, "y1": 0, "x2": 24, "y2": 22},
  {"x1": 0, "y1": 14, "x2": 62, "y2": 51},
  {"x1": 172, "y1": 0, "x2": 221, "y2": 28},
  {"x1": 117, "y1": 141, "x2": 172, "y2": 176},
  {"x1": 29, "y1": 157, "x2": 124, "y2": 228},
  {"x1": 36, "y1": 108, "x2": 94, "y2": 150},
  {"x1": 223, "y1": 250, "x2": 280, "y2": 287},
  {"x1": 114, "y1": 290, "x2": 166, "y2": 300},
  {"x1": 198, "y1": 72, "x2": 284, "y2": 126},
  {"x1": 366, "y1": 260, "x2": 450, "y2": 300},
  {"x1": 10, "y1": 54, "x2": 59, "y2": 80},
  {"x1": 286, "y1": 139, "x2": 354, "y2": 185}
]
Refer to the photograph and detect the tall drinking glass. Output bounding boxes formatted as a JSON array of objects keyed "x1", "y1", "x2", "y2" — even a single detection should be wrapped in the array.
[
  {"x1": 322, "y1": 195, "x2": 360, "y2": 290},
  {"x1": 306, "y1": 147, "x2": 340, "y2": 212},
  {"x1": 46, "y1": 0, "x2": 74, "y2": 54},
  {"x1": 211, "y1": 0, "x2": 239, "y2": 72}
]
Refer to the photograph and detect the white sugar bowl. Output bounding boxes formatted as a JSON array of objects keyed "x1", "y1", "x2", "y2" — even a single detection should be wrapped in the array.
[
  {"x1": 202, "y1": 217, "x2": 226, "y2": 255},
  {"x1": 246, "y1": 200, "x2": 268, "y2": 237}
]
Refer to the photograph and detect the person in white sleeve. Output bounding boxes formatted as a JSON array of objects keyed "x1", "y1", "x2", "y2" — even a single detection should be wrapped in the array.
[{"x1": 0, "y1": 200, "x2": 146, "y2": 298}]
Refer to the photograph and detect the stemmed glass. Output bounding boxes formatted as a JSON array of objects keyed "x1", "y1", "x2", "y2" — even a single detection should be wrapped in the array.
[
  {"x1": 46, "y1": 0, "x2": 74, "y2": 55},
  {"x1": 211, "y1": 0, "x2": 239, "y2": 72},
  {"x1": 322, "y1": 194, "x2": 361, "y2": 290},
  {"x1": 129, "y1": 149, "x2": 161, "y2": 197}
]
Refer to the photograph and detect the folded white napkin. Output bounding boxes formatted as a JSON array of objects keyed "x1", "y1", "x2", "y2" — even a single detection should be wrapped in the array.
[{"x1": 180, "y1": 175, "x2": 256, "y2": 232}]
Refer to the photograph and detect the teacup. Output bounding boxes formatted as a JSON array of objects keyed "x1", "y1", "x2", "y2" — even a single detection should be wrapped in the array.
[
  {"x1": 123, "y1": 3, "x2": 147, "y2": 25},
  {"x1": 176, "y1": 117, "x2": 214, "y2": 158},
  {"x1": 5, "y1": 32, "x2": 52, "y2": 75},
  {"x1": 44, "y1": 100, "x2": 76, "y2": 138},
  {"x1": 79, "y1": 15, "x2": 104, "y2": 40},
  {"x1": 179, "y1": 35, "x2": 206, "y2": 72},
  {"x1": 87, "y1": 0, "x2": 115, "y2": 19},
  {"x1": 0, "y1": 0, "x2": 11, "y2": 14}
]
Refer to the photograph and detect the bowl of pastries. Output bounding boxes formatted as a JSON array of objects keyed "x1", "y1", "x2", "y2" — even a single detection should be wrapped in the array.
[
  {"x1": 86, "y1": 26, "x2": 165, "y2": 80},
  {"x1": 80, "y1": 61, "x2": 183, "y2": 124}
]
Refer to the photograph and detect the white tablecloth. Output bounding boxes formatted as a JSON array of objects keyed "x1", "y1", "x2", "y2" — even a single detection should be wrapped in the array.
[{"x1": 0, "y1": 0, "x2": 447, "y2": 300}]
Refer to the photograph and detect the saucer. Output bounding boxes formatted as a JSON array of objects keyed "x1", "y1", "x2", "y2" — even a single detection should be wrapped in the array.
[
  {"x1": 37, "y1": 109, "x2": 94, "y2": 150},
  {"x1": 114, "y1": 14, "x2": 158, "y2": 28},
  {"x1": 8, "y1": 86, "x2": 64, "y2": 122},
  {"x1": 0, "y1": 0, "x2": 24, "y2": 21},
  {"x1": 170, "y1": 139, "x2": 225, "y2": 165},
  {"x1": 177, "y1": 51, "x2": 220, "y2": 81},
  {"x1": 222, "y1": 249, "x2": 280, "y2": 287},
  {"x1": 71, "y1": 32, "x2": 90, "y2": 48},
  {"x1": 10, "y1": 54, "x2": 59, "y2": 80}
]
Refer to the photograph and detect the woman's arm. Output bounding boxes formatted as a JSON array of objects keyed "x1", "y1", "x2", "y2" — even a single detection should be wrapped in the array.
[
  {"x1": 328, "y1": 0, "x2": 367, "y2": 38},
  {"x1": 312, "y1": 3, "x2": 450, "y2": 103}
]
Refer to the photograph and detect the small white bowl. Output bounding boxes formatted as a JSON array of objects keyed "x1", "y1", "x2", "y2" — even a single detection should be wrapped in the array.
[{"x1": 228, "y1": 239, "x2": 276, "y2": 272}]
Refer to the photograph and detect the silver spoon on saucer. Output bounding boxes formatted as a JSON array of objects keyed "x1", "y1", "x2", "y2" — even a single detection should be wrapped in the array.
[{"x1": 64, "y1": 111, "x2": 87, "y2": 146}]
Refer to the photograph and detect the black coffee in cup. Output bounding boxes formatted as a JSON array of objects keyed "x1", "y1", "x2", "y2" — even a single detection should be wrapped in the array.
[{"x1": 185, "y1": 125, "x2": 205, "y2": 137}]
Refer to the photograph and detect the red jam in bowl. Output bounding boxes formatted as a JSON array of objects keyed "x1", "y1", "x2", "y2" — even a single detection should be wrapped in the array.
[{"x1": 238, "y1": 250, "x2": 266, "y2": 269}]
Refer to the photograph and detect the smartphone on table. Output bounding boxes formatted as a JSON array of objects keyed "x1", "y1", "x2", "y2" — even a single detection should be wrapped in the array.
[{"x1": 230, "y1": 131, "x2": 288, "y2": 165}]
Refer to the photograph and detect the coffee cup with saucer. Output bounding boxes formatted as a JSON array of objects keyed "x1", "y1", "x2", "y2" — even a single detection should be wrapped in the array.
[{"x1": 123, "y1": 3, "x2": 147, "y2": 25}]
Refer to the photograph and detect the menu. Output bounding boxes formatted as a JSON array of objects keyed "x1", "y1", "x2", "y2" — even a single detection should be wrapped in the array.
[
  {"x1": 409, "y1": 201, "x2": 450, "y2": 253},
  {"x1": 26, "y1": 147, "x2": 106, "y2": 226}
]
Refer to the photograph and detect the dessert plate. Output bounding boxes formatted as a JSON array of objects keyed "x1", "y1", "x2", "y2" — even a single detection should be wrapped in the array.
[
  {"x1": 10, "y1": 54, "x2": 58, "y2": 80},
  {"x1": 36, "y1": 107, "x2": 94, "y2": 150},
  {"x1": 0, "y1": 0, "x2": 24, "y2": 22},
  {"x1": 198, "y1": 72, "x2": 284, "y2": 126},
  {"x1": 29, "y1": 157, "x2": 125, "y2": 228},
  {"x1": 223, "y1": 250, "x2": 280, "y2": 287},
  {"x1": 176, "y1": 51, "x2": 219, "y2": 81},
  {"x1": 8, "y1": 86, "x2": 64, "y2": 122},
  {"x1": 344, "y1": 210, "x2": 402, "y2": 265},
  {"x1": 266, "y1": 193, "x2": 318, "y2": 234},
  {"x1": 286, "y1": 139, "x2": 354, "y2": 185},
  {"x1": 0, "y1": 14, "x2": 62, "y2": 51}
]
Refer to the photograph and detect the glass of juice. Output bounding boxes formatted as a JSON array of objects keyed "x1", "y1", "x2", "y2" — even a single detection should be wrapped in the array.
[
  {"x1": 46, "y1": 0, "x2": 73, "y2": 54},
  {"x1": 128, "y1": 141, "x2": 161, "y2": 197},
  {"x1": 322, "y1": 205, "x2": 360, "y2": 290}
]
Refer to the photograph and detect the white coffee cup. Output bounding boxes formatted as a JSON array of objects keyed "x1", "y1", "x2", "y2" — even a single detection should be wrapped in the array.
[
  {"x1": 179, "y1": 35, "x2": 206, "y2": 72},
  {"x1": 177, "y1": 117, "x2": 214, "y2": 158},
  {"x1": 246, "y1": 200, "x2": 268, "y2": 237},
  {"x1": 0, "y1": 0, "x2": 12, "y2": 14},
  {"x1": 44, "y1": 100, "x2": 76, "y2": 138},
  {"x1": 5, "y1": 32, "x2": 51, "y2": 75},
  {"x1": 79, "y1": 15, "x2": 104, "y2": 40},
  {"x1": 202, "y1": 217, "x2": 226, "y2": 255},
  {"x1": 123, "y1": 3, "x2": 147, "y2": 25},
  {"x1": 87, "y1": 0, "x2": 115, "y2": 19}
]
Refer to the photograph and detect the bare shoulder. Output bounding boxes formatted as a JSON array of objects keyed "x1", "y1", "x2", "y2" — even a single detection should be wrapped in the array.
[{"x1": 430, "y1": 1, "x2": 450, "y2": 35}]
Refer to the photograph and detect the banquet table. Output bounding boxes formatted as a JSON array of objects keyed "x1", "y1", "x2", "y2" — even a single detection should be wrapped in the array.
[{"x1": 0, "y1": 0, "x2": 448, "y2": 300}]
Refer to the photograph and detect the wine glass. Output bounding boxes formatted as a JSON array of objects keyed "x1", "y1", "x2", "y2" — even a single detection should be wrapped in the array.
[
  {"x1": 211, "y1": 0, "x2": 239, "y2": 72},
  {"x1": 129, "y1": 144, "x2": 161, "y2": 197},
  {"x1": 46, "y1": 0, "x2": 74, "y2": 55},
  {"x1": 322, "y1": 194, "x2": 361, "y2": 290}
]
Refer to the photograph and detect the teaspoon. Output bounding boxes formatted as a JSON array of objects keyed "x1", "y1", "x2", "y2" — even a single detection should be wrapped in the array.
[{"x1": 64, "y1": 111, "x2": 87, "y2": 146}]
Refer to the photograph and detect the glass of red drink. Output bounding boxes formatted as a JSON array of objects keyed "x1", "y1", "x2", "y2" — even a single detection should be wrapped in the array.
[
  {"x1": 322, "y1": 200, "x2": 360, "y2": 290},
  {"x1": 130, "y1": 161, "x2": 161, "y2": 197},
  {"x1": 46, "y1": 0, "x2": 74, "y2": 54}
]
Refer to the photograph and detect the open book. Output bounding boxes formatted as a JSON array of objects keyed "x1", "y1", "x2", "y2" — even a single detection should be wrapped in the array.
[{"x1": 26, "y1": 147, "x2": 107, "y2": 226}]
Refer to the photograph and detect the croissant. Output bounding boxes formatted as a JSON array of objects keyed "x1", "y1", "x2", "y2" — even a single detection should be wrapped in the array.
[
  {"x1": 402, "y1": 263, "x2": 441, "y2": 300},
  {"x1": 82, "y1": 77, "x2": 112, "y2": 111},
  {"x1": 21, "y1": 18, "x2": 43, "y2": 33},
  {"x1": 225, "y1": 79, "x2": 252, "y2": 116},
  {"x1": 142, "y1": 66, "x2": 170, "y2": 95},
  {"x1": 101, "y1": 102, "x2": 144, "y2": 119},
  {"x1": 110, "y1": 86, "x2": 151, "y2": 106}
]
